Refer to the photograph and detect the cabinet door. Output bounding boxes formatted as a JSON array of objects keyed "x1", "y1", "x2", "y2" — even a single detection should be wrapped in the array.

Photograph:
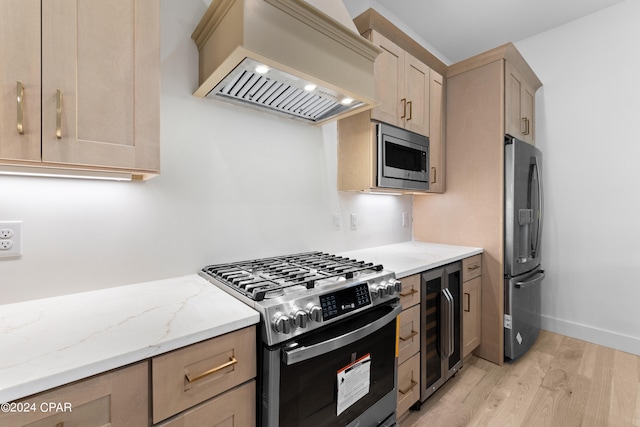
[
  {"x1": 0, "y1": 362, "x2": 148, "y2": 427},
  {"x1": 41, "y1": 0, "x2": 159, "y2": 171},
  {"x1": 505, "y1": 61, "x2": 535, "y2": 144},
  {"x1": 0, "y1": 0, "x2": 41, "y2": 162},
  {"x1": 369, "y1": 31, "x2": 403, "y2": 127},
  {"x1": 463, "y1": 276, "x2": 482, "y2": 358},
  {"x1": 403, "y1": 52, "x2": 429, "y2": 136},
  {"x1": 428, "y1": 69, "x2": 444, "y2": 192}
]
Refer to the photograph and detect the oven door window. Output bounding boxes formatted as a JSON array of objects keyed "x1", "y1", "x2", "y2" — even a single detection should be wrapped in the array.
[{"x1": 278, "y1": 306, "x2": 397, "y2": 427}]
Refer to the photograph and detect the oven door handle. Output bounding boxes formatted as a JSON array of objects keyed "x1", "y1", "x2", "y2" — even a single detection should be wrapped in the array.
[{"x1": 282, "y1": 302, "x2": 402, "y2": 365}]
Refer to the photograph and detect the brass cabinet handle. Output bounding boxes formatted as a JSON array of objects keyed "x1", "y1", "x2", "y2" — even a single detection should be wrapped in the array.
[
  {"x1": 399, "y1": 330, "x2": 418, "y2": 342},
  {"x1": 464, "y1": 292, "x2": 470, "y2": 312},
  {"x1": 56, "y1": 89, "x2": 63, "y2": 139},
  {"x1": 431, "y1": 166, "x2": 437, "y2": 184},
  {"x1": 400, "y1": 98, "x2": 407, "y2": 119},
  {"x1": 17, "y1": 81, "x2": 24, "y2": 134},
  {"x1": 185, "y1": 356, "x2": 238, "y2": 384},
  {"x1": 407, "y1": 100, "x2": 412, "y2": 120},
  {"x1": 521, "y1": 117, "x2": 530, "y2": 135},
  {"x1": 399, "y1": 379, "x2": 418, "y2": 395},
  {"x1": 467, "y1": 264, "x2": 480, "y2": 271},
  {"x1": 399, "y1": 288, "x2": 418, "y2": 297}
]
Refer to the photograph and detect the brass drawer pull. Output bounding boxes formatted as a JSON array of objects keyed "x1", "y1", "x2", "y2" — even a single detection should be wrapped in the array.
[
  {"x1": 56, "y1": 89, "x2": 63, "y2": 139},
  {"x1": 400, "y1": 98, "x2": 407, "y2": 119},
  {"x1": 407, "y1": 100, "x2": 412, "y2": 120},
  {"x1": 464, "y1": 292, "x2": 470, "y2": 312},
  {"x1": 399, "y1": 330, "x2": 418, "y2": 342},
  {"x1": 467, "y1": 264, "x2": 480, "y2": 271},
  {"x1": 431, "y1": 166, "x2": 437, "y2": 184},
  {"x1": 185, "y1": 356, "x2": 238, "y2": 383},
  {"x1": 17, "y1": 81, "x2": 24, "y2": 134},
  {"x1": 399, "y1": 379, "x2": 418, "y2": 395},
  {"x1": 399, "y1": 288, "x2": 418, "y2": 297},
  {"x1": 521, "y1": 117, "x2": 530, "y2": 135}
]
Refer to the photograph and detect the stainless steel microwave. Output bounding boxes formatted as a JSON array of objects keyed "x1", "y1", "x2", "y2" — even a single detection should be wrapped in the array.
[{"x1": 377, "y1": 123, "x2": 430, "y2": 191}]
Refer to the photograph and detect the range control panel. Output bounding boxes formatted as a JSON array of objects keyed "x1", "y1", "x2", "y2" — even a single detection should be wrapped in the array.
[{"x1": 320, "y1": 283, "x2": 371, "y2": 320}]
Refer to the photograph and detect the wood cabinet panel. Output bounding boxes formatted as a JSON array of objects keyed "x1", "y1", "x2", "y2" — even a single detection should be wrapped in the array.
[
  {"x1": 463, "y1": 276, "x2": 482, "y2": 358},
  {"x1": 370, "y1": 30, "x2": 403, "y2": 128},
  {"x1": 397, "y1": 352, "x2": 420, "y2": 418},
  {"x1": 157, "y1": 380, "x2": 256, "y2": 427},
  {"x1": 505, "y1": 60, "x2": 535, "y2": 144},
  {"x1": 0, "y1": 0, "x2": 41, "y2": 162},
  {"x1": 462, "y1": 254, "x2": 482, "y2": 283},
  {"x1": 399, "y1": 274, "x2": 420, "y2": 309},
  {"x1": 398, "y1": 304, "x2": 420, "y2": 365},
  {"x1": 403, "y1": 52, "x2": 429, "y2": 136},
  {"x1": 41, "y1": 0, "x2": 159, "y2": 171},
  {"x1": 428, "y1": 69, "x2": 445, "y2": 193},
  {"x1": 152, "y1": 326, "x2": 256, "y2": 423},
  {"x1": 0, "y1": 362, "x2": 149, "y2": 427}
]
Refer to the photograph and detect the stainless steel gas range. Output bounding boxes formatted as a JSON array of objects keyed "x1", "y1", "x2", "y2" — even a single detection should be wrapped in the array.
[{"x1": 199, "y1": 251, "x2": 402, "y2": 427}]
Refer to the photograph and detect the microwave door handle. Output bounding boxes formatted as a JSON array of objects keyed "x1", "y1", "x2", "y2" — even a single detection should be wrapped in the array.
[{"x1": 282, "y1": 303, "x2": 402, "y2": 365}]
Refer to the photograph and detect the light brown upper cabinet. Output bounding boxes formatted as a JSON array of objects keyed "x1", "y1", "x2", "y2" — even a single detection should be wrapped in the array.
[
  {"x1": 368, "y1": 31, "x2": 430, "y2": 137},
  {"x1": 505, "y1": 61, "x2": 536, "y2": 144},
  {"x1": 428, "y1": 69, "x2": 445, "y2": 193},
  {"x1": 0, "y1": 0, "x2": 160, "y2": 180}
]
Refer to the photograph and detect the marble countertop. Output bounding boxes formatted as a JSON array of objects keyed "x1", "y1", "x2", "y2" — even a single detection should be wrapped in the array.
[
  {"x1": 0, "y1": 274, "x2": 259, "y2": 403},
  {"x1": 0, "y1": 240, "x2": 482, "y2": 404},
  {"x1": 338, "y1": 241, "x2": 483, "y2": 278}
]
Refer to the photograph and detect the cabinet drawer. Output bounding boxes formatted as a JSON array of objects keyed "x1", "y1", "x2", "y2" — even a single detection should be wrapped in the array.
[
  {"x1": 0, "y1": 362, "x2": 148, "y2": 427},
  {"x1": 399, "y1": 274, "x2": 420, "y2": 309},
  {"x1": 157, "y1": 380, "x2": 255, "y2": 427},
  {"x1": 398, "y1": 304, "x2": 420, "y2": 364},
  {"x1": 152, "y1": 326, "x2": 256, "y2": 423},
  {"x1": 462, "y1": 254, "x2": 482, "y2": 282},
  {"x1": 397, "y1": 352, "x2": 420, "y2": 418}
]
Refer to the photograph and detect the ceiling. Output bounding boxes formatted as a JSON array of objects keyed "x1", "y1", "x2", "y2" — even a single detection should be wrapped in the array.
[{"x1": 344, "y1": 0, "x2": 627, "y2": 63}]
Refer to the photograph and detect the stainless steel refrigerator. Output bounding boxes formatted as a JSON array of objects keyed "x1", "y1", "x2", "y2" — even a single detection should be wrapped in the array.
[{"x1": 504, "y1": 135, "x2": 545, "y2": 360}]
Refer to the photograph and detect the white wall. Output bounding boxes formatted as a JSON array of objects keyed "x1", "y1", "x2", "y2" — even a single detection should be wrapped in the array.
[
  {"x1": 515, "y1": 0, "x2": 640, "y2": 355},
  {"x1": 0, "y1": 0, "x2": 412, "y2": 304}
]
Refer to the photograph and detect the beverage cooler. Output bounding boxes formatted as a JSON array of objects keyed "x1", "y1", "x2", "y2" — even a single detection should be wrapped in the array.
[{"x1": 420, "y1": 262, "x2": 463, "y2": 401}]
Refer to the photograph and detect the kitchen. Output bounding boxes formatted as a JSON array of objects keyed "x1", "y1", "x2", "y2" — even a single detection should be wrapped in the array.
[{"x1": 1, "y1": 0, "x2": 640, "y2": 425}]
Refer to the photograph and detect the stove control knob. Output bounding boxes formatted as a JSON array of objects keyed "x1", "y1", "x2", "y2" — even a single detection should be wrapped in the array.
[
  {"x1": 306, "y1": 304, "x2": 323, "y2": 322},
  {"x1": 371, "y1": 284, "x2": 384, "y2": 299},
  {"x1": 272, "y1": 313, "x2": 291, "y2": 334},
  {"x1": 385, "y1": 281, "x2": 397, "y2": 296},
  {"x1": 290, "y1": 308, "x2": 309, "y2": 329},
  {"x1": 392, "y1": 279, "x2": 402, "y2": 293}
]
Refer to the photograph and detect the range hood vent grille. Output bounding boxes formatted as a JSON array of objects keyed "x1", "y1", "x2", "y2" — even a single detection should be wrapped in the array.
[
  {"x1": 192, "y1": 0, "x2": 381, "y2": 125},
  {"x1": 212, "y1": 58, "x2": 362, "y2": 122}
]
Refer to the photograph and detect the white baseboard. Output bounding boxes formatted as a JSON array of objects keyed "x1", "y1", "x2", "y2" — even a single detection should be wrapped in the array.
[{"x1": 541, "y1": 314, "x2": 640, "y2": 356}]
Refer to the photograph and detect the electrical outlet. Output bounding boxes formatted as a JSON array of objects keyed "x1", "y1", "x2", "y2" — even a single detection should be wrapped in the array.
[
  {"x1": 333, "y1": 214, "x2": 342, "y2": 231},
  {"x1": 350, "y1": 213, "x2": 358, "y2": 230},
  {"x1": 402, "y1": 212, "x2": 410, "y2": 227},
  {"x1": 0, "y1": 221, "x2": 22, "y2": 258}
]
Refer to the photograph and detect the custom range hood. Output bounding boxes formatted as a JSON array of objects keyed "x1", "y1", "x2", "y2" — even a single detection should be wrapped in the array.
[{"x1": 191, "y1": 0, "x2": 381, "y2": 125}]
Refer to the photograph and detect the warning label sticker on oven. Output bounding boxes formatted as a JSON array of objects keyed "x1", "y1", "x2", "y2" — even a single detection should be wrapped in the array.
[{"x1": 337, "y1": 353, "x2": 371, "y2": 416}]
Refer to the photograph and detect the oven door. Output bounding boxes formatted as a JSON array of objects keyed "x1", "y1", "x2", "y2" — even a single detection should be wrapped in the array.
[{"x1": 262, "y1": 301, "x2": 401, "y2": 427}]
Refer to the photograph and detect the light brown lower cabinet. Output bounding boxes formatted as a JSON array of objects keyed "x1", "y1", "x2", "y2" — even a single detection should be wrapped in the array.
[
  {"x1": 397, "y1": 352, "x2": 420, "y2": 417},
  {"x1": 156, "y1": 380, "x2": 255, "y2": 427},
  {"x1": 151, "y1": 326, "x2": 257, "y2": 424},
  {"x1": 462, "y1": 255, "x2": 482, "y2": 358},
  {"x1": 0, "y1": 361, "x2": 149, "y2": 427}
]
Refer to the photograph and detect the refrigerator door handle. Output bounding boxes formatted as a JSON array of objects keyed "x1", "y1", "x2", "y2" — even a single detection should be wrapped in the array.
[
  {"x1": 515, "y1": 270, "x2": 545, "y2": 289},
  {"x1": 532, "y1": 156, "x2": 544, "y2": 258}
]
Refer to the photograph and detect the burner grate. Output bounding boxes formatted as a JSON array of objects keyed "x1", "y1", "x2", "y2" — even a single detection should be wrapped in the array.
[{"x1": 201, "y1": 252, "x2": 383, "y2": 301}]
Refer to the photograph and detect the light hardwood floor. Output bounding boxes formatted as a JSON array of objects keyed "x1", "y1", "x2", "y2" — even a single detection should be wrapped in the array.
[{"x1": 400, "y1": 330, "x2": 640, "y2": 427}]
